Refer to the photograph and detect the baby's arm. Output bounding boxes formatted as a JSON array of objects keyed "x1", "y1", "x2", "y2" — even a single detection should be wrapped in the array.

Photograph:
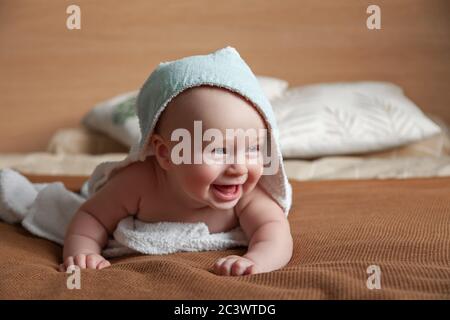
[
  {"x1": 213, "y1": 187, "x2": 293, "y2": 276},
  {"x1": 60, "y1": 164, "x2": 143, "y2": 271}
]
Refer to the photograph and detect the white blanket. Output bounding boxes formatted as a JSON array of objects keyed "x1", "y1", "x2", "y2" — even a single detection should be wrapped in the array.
[{"x1": 0, "y1": 168, "x2": 248, "y2": 258}]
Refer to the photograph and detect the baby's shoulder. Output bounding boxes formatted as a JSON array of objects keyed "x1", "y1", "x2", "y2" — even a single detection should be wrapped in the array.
[
  {"x1": 108, "y1": 158, "x2": 156, "y2": 193},
  {"x1": 234, "y1": 184, "x2": 285, "y2": 221},
  {"x1": 235, "y1": 184, "x2": 268, "y2": 215}
]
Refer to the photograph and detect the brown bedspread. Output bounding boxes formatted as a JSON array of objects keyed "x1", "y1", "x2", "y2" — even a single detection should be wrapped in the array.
[{"x1": 0, "y1": 178, "x2": 449, "y2": 299}]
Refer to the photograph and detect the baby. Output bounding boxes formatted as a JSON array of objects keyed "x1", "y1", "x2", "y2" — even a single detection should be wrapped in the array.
[{"x1": 60, "y1": 48, "x2": 293, "y2": 276}]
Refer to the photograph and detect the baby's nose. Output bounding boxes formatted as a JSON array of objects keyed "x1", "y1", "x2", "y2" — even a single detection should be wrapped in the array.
[{"x1": 226, "y1": 163, "x2": 248, "y2": 176}]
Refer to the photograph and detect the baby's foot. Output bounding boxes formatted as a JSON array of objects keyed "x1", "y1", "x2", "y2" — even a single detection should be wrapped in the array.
[
  {"x1": 59, "y1": 253, "x2": 111, "y2": 272},
  {"x1": 213, "y1": 255, "x2": 260, "y2": 276}
]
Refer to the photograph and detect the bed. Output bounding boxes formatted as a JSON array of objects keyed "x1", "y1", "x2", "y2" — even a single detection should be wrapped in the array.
[
  {"x1": 1, "y1": 0, "x2": 449, "y2": 300},
  {"x1": 1, "y1": 177, "x2": 449, "y2": 299}
]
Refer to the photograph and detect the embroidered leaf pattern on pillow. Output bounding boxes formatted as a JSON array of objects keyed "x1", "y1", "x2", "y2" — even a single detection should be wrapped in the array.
[
  {"x1": 271, "y1": 83, "x2": 441, "y2": 158},
  {"x1": 323, "y1": 105, "x2": 358, "y2": 139},
  {"x1": 112, "y1": 96, "x2": 137, "y2": 125},
  {"x1": 277, "y1": 109, "x2": 318, "y2": 137},
  {"x1": 354, "y1": 92, "x2": 420, "y2": 138}
]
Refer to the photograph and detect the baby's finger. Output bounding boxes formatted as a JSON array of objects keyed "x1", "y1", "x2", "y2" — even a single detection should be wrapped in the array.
[
  {"x1": 218, "y1": 257, "x2": 240, "y2": 276},
  {"x1": 58, "y1": 263, "x2": 65, "y2": 272},
  {"x1": 230, "y1": 259, "x2": 253, "y2": 276},
  {"x1": 74, "y1": 254, "x2": 87, "y2": 269},
  {"x1": 97, "y1": 259, "x2": 111, "y2": 270},
  {"x1": 243, "y1": 264, "x2": 259, "y2": 276},
  {"x1": 86, "y1": 254, "x2": 102, "y2": 269},
  {"x1": 213, "y1": 257, "x2": 232, "y2": 275},
  {"x1": 64, "y1": 256, "x2": 75, "y2": 270},
  {"x1": 215, "y1": 255, "x2": 240, "y2": 267},
  {"x1": 213, "y1": 258, "x2": 227, "y2": 270}
]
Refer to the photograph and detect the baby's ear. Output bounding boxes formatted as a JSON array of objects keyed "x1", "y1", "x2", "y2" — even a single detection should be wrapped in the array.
[{"x1": 150, "y1": 134, "x2": 170, "y2": 170}]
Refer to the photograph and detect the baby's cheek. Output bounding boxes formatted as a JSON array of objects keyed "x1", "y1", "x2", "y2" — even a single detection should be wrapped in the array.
[
  {"x1": 247, "y1": 163, "x2": 264, "y2": 184},
  {"x1": 250, "y1": 160, "x2": 263, "y2": 175},
  {"x1": 184, "y1": 164, "x2": 220, "y2": 186}
]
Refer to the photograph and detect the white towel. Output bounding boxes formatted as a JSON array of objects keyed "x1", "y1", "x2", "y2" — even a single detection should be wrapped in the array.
[{"x1": 0, "y1": 168, "x2": 248, "y2": 258}]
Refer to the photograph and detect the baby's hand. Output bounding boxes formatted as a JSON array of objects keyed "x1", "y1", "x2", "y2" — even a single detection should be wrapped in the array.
[
  {"x1": 59, "y1": 253, "x2": 111, "y2": 272},
  {"x1": 213, "y1": 255, "x2": 260, "y2": 276}
]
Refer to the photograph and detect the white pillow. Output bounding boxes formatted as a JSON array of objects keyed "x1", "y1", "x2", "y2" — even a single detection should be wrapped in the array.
[
  {"x1": 272, "y1": 81, "x2": 442, "y2": 158},
  {"x1": 82, "y1": 90, "x2": 141, "y2": 148},
  {"x1": 256, "y1": 75, "x2": 289, "y2": 100},
  {"x1": 81, "y1": 76, "x2": 289, "y2": 147}
]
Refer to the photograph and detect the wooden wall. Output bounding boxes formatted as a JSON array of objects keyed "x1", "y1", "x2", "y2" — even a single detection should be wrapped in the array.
[{"x1": 0, "y1": 0, "x2": 449, "y2": 152}]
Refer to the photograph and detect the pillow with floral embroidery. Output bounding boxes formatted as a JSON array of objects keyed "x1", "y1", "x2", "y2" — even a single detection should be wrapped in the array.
[{"x1": 272, "y1": 81, "x2": 441, "y2": 158}]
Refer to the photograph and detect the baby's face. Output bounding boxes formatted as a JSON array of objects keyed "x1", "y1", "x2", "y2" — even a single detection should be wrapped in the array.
[{"x1": 152, "y1": 85, "x2": 267, "y2": 210}]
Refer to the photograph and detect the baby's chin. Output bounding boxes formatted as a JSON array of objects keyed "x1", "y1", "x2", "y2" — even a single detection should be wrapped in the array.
[{"x1": 207, "y1": 199, "x2": 239, "y2": 211}]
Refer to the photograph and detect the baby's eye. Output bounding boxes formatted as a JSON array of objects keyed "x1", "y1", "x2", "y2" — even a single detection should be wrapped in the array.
[
  {"x1": 247, "y1": 145, "x2": 260, "y2": 153},
  {"x1": 212, "y1": 148, "x2": 227, "y2": 155}
]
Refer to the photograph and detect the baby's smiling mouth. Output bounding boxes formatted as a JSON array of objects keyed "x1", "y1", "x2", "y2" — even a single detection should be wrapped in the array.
[{"x1": 211, "y1": 184, "x2": 241, "y2": 201}]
